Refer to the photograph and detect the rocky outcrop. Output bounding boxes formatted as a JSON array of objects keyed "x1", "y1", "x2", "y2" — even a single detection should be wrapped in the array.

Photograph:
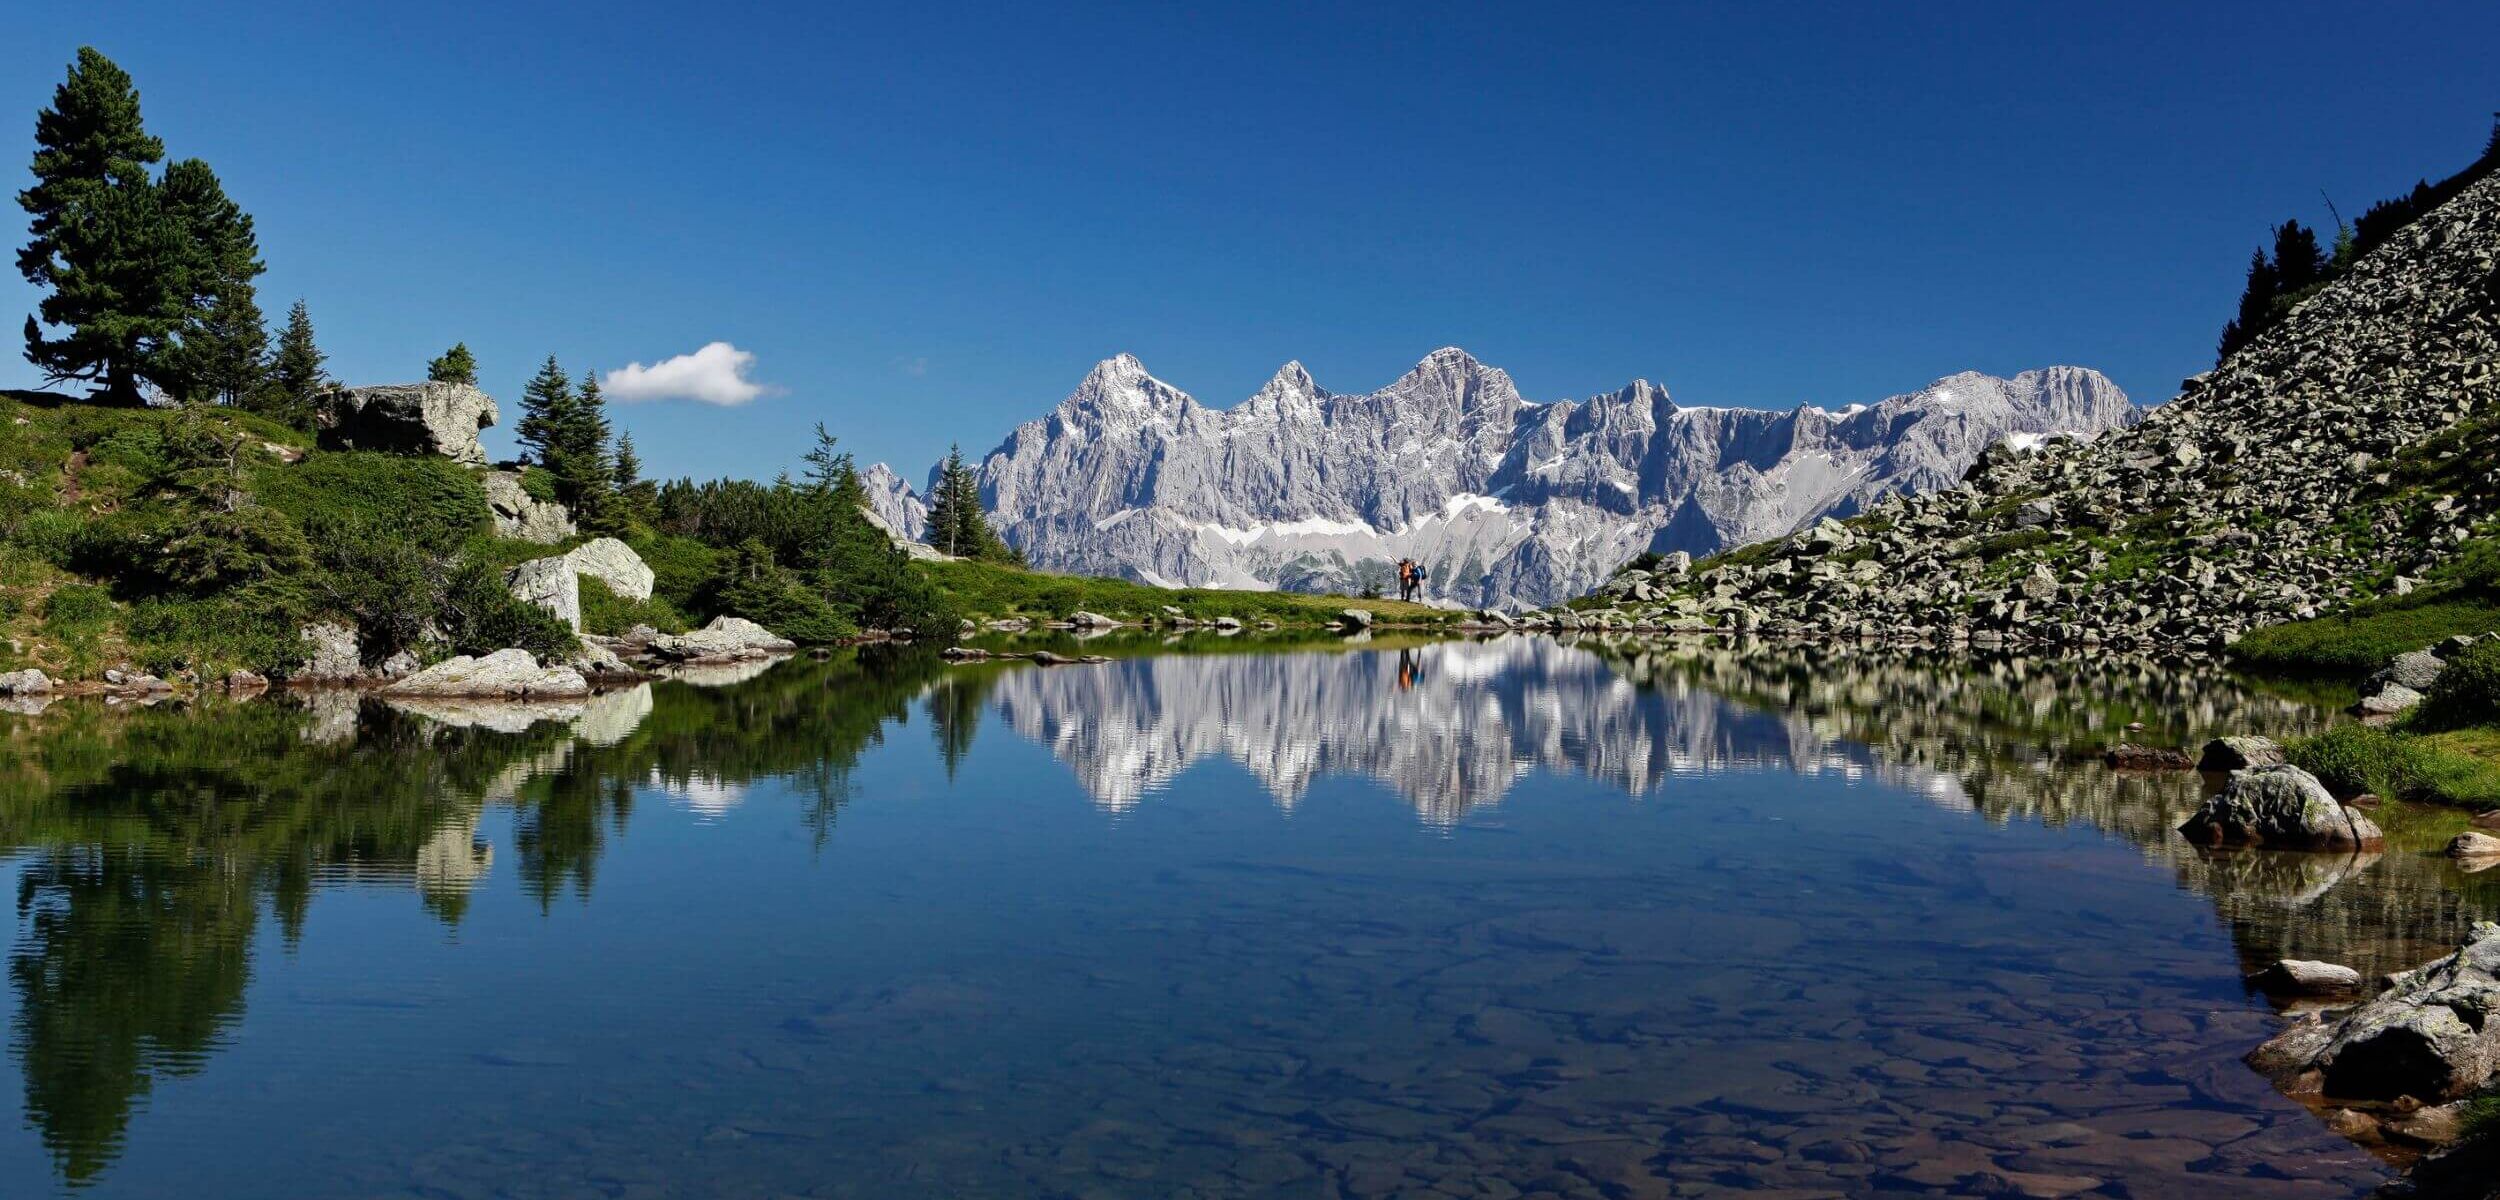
[
  {"x1": 382, "y1": 649, "x2": 589, "y2": 699},
  {"x1": 482, "y1": 470, "x2": 575, "y2": 543},
  {"x1": 867, "y1": 352, "x2": 2132, "y2": 610},
  {"x1": 562, "y1": 537, "x2": 655, "y2": 602},
  {"x1": 647, "y1": 616, "x2": 796, "y2": 663},
  {"x1": 313, "y1": 382, "x2": 498, "y2": 465},
  {"x1": 292, "y1": 621, "x2": 364, "y2": 683},
  {"x1": 506, "y1": 557, "x2": 581, "y2": 632},
  {"x1": 1578, "y1": 168, "x2": 2500, "y2": 651},
  {"x1": 2177, "y1": 765, "x2": 2385, "y2": 849},
  {"x1": 2251, "y1": 923, "x2": 2500, "y2": 1103}
]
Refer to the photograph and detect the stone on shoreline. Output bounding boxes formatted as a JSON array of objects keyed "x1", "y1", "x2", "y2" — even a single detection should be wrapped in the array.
[
  {"x1": 2448, "y1": 831, "x2": 2500, "y2": 860},
  {"x1": 647, "y1": 616, "x2": 796, "y2": 663},
  {"x1": 0, "y1": 668, "x2": 53, "y2": 695},
  {"x1": 2250, "y1": 959, "x2": 2365, "y2": 996},
  {"x1": 1338, "y1": 608, "x2": 1374, "y2": 631},
  {"x1": 1066, "y1": 610, "x2": 1120, "y2": 629},
  {"x1": 2353, "y1": 682, "x2": 2425, "y2": 719},
  {"x1": 313, "y1": 382, "x2": 497, "y2": 465},
  {"x1": 293, "y1": 621, "x2": 364, "y2": 683},
  {"x1": 2177, "y1": 765, "x2": 2384, "y2": 850},
  {"x1": 2196, "y1": 735, "x2": 2286, "y2": 772},
  {"x1": 2371, "y1": 650, "x2": 2447, "y2": 693},
  {"x1": 2249, "y1": 922, "x2": 2500, "y2": 1103},
  {"x1": 383, "y1": 649, "x2": 589, "y2": 700}
]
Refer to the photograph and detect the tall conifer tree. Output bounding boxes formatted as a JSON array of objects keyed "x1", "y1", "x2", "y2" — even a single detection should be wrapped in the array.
[
  {"x1": 17, "y1": 47, "x2": 185, "y2": 404},
  {"x1": 260, "y1": 299, "x2": 327, "y2": 429}
]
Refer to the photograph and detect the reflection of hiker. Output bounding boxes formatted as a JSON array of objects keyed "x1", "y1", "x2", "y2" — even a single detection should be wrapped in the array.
[{"x1": 1396, "y1": 648, "x2": 1422, "y2": 691}]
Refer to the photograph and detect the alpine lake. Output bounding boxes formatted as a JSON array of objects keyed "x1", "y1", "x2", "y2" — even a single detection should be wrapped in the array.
[{"x1": 0, "y1": 633, "x2": 2490, "y2": 1199}]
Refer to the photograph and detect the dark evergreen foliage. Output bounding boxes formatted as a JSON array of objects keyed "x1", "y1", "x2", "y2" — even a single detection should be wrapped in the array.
[
  {"x1": 258, "y1": 300, "x2": 326, "y2": 430},
  {"x1": 16, "y1": 48, "x2": 184, "y2": 404},
  {"x1": 425, "y1": 342, "x2": 478, "y2": 385}
]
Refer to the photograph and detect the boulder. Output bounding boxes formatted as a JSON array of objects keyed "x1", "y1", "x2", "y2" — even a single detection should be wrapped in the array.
[
  {"x1": 2355, "y1": 682, "x2": 2426, "y2": 718},
  {"x1": 2449, "y1": 832, "x2": 2500, "y2": 860},
  {"x1": 567, "y1": 640, "x2": 633, "y2": 679},
  {"x1": 293, "y1": 622, "x2": 363, "y2": 683},
  {"x1": 481, "y1": 470, "x2": 575, "y2": 543},
  {"x1": 382, "y1": 649, "x2": 589, "y2": 699},
  {"x1": 2197, "y1": 735, "x2": 2287, "y2": 772},
  {"x1": 1658, "y1": 551, "x2": 1693, "y2": 576},
  {"x1": 562, "y1": 537, "x2": 655, "y2": 602},
  {"x1": 1066, "y1": 610, "x2": 1119, "y2": 629},
  {"x1": 506, "y1": 556, "x2": 582, "y2": 633},
  {"x1": 2178, "y1": 765, "x2": 2385, "y2": 850},
  {"x1": 2249, "y1": 923, "x2": 2500, "y2": 1103},
  {"x1": 2251, "y1": 959, "x2": 2366, "y2": 996},
  {"x1": 2372, "y1": 650, "x2": 2447, "y2": 693},
  {"x1": 2474, "y1": 811, "x2": 2500, "y2": 832},
  {"x1": 1338, "y1": 608, "x2": 1375, "y2": 630},
  {"x1": 222, "y1": 669, "x2": 268, "y2": 692},
  {"x1": 647, "y1": 616, "x2": 796, "y2": 663},
  {"x1": 0, "y1": 668, "x2": 53, "y2": 695},
  {"x1": 313, "y1": 382, "x2": 498, "y2": 465}
]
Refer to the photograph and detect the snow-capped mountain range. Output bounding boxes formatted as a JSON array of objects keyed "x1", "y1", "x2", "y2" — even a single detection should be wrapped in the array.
[{"x1": 864, "y1": 348, "x2": 2137, "y2": 609}]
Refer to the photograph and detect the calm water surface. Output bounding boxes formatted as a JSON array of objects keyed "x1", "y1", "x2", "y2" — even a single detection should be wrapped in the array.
[{"x1": 0, "y1": 636, "x2": 2492, "y2": 1198}]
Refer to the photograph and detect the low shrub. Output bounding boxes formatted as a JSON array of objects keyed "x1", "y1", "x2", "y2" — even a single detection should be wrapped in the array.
[
  {"x1": 254, "y1": 452, "x2": 490, "y2": 558},
  {"x1": 580, "y1": 576, "x2": 688, "y2": 637},
  {"x1": 126, "y1": 586, "x2": 307, "y2": 677},
  {"x1": 2419, "y1": 637, "x2": 2500, "y2": 730},
  {"x1": 2289, "y1": 724, "x2": 2419, "y2": 798},
  {"x1": 437, "y1": 559, "x2": 577, "y2": 660}
]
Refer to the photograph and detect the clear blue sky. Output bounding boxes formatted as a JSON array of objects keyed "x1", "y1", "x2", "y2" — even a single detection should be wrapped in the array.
[{"x1": 7, "y1": 2, "x2": 2497, "y2": 483}]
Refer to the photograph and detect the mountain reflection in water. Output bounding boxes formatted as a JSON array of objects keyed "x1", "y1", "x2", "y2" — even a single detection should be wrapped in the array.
[{"x1": 0, "y1": 636, "x2": 2488, "y2": 1197}]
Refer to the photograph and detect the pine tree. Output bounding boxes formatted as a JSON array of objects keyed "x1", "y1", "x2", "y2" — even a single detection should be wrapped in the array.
[
  {"x1": 426, "y1": 342, "x2": 478, "y2": 385},
  {"x1": 560, "y1": 368, "x2": 616, "y2": 530},
  {"x1": 259, "y1": 299, "x2": 327, "y2": 429},
  {"x1": 157, "y1": 157, "x2": 266, "y2": 404},
  {"x1": 516, "y1": 355, "x2": 570, "y2": 468},
  {"x1": 2271, "y1": 220, "x2": 2325, "y2": 294},
  {"x1": 17, "y1": 47, "x2": 186, "y2": 405},
  {"x1": 612, "y1": 431, "x2": 658, "y2": 527},
  {"x1": 925, "y1": 446, "x2": 966, "y2": 556}
]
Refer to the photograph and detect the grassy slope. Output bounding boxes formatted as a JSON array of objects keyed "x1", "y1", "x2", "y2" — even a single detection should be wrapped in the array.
[{"x1": 916, "y1": 556, "x2": 1461, "y2": 627}]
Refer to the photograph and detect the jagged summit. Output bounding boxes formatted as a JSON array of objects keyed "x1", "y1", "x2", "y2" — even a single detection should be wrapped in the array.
[{"x1": 866, "y1": 348, "x2": 2136, "y2": 608}]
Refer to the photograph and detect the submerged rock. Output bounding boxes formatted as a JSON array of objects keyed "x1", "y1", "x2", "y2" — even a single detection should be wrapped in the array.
[
  {"x1": 383, "y1": 649, "x2": 589, "y2": 699},
  {"x1": 2251, "y1": 923, "x2": 2500, "y2": 1103},
  {"x1": 2103, "y1": 743, "x2": 2194, "y2": 770},
  {"x1": 2177, "y1": 765, "x2": 2384, "y2": 850},
  {"x1": 313, "y1": 382, "x2": 498, "y2": 465}
]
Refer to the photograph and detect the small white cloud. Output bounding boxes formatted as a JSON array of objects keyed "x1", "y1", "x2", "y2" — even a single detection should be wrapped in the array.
[{"x1": 602, "y1": 342, "x2": 775, "y2": 406}]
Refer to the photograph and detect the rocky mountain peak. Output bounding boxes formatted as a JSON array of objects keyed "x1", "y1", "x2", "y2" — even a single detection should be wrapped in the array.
[{"x1": 902, "y1": 348, "x2": 2133, "y2": 609}]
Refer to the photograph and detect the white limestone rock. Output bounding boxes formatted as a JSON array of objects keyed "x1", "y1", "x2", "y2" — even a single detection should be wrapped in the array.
[
  {"x1": 314, "y1": 382, "x2": 498, "y2": 465},
  {"x1": 383, "y1": 649, "x2": 589, "y2": 699}
]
